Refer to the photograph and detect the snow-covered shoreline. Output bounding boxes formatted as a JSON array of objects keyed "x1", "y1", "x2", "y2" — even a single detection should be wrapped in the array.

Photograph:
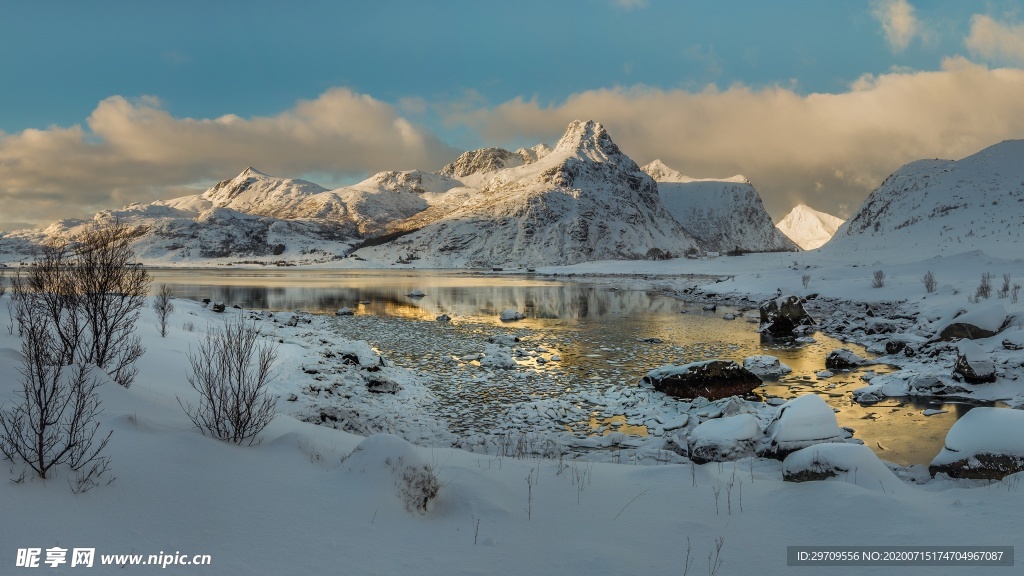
[{"x1": 3, "y1": 248, "x2": 1024, "y2": 575}]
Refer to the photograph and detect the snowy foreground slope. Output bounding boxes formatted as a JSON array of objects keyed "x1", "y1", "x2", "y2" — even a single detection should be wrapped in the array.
[
  {"x1": 776, "y1": 204, "x2": 845, "y2": 250},
  {"x1": 642, "y1": 160, "x2": 797, "y2": 253},
  {"x1": 2, "y1": 282, "x2": 1024, "y2": 575},
  {"x1": 823, "y1": 139, "x2": 1024, "y2": 261}
]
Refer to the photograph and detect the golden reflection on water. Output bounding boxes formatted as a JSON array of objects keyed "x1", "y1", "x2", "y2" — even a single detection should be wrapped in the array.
[{"x1": 586, "y1": 414, "x2": 649, "y2": 436}]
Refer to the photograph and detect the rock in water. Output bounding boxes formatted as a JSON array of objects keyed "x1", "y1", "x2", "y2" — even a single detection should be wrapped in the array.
[
  {"x1": 640, "y1": 360, "x2": 761, "y2": 401},
  {"x1": 335, "y1": 307, "x2": 354, "y2": 316},
  {"x1": 953, "y1": 340, "x2": 996, "y2": 384},
  {"x1": 499, "y1": 308, "x2": 525, "y2": 322},
  {"x1": 759, "y1": 295, "x2": 815, "y2": 335},
  {"x1": 825, "y1": 348, "x2": 867, "y2": 370}
]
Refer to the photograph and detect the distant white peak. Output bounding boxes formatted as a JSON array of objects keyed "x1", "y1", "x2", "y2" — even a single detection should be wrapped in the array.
[
  {"x1": 641, "y1": 159, "x2": 749, "y2": 184},
  {"x1": 514, "y1": 143, "x2": 553, "y2": 163},
  {"x1": 776, "y1": 204, "x2": 845, "y2": 250},
  {"x1": 439, "y1": 147, "x2": 527, "y2": 178},
  {"x1": 238, "y1": 166, "x2": 267, "y2": 179}
]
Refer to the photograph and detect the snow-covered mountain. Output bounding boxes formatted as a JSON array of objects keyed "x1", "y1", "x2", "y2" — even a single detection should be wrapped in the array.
[
  {"x1": 641, "y1": 160, "x2": 798, "y2": 253},
  {"x1": 776, "y1": 204, "x2": 845, "y2": 250},
  {"x1": 354, "y1": 121, "x2": 701, "y2": 266},
  {"x1": 823, "y1": 140, "x2": 1024, "y2": 260}
]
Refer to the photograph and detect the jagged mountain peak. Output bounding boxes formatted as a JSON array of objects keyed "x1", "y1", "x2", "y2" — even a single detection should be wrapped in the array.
[
  {"x1": 552, "y1": 120, "x2": 621, "y2": 160},
  {"x1": 439, "y1": 147, "x2": 529, "y2": 180},
  {"x1": 238, "y1": 166, "x2": 267, "y2": 178}
]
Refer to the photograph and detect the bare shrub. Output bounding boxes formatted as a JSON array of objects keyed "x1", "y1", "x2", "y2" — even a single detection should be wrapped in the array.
[
  {"x1": 976, "y1": 272, "x2": 992, "y2": 300},
  {"x1": 871, "y1": 270, "x2": 885, "y2": 288},
  {"x1": 390, "y1": 456, "x2": 441, "y2": 514},
  {"x1": 922, "y1": 270, "x2": 936, "y2": 293},
  {"x1": 999, "y1": 274, "x2": 1011, "y2": 298},
  {"x1": 0, "y1": 302, "x2": 111, "y2": 486},
  {"x1": 153, "y1": 284, "x2": 174, "y2": 337},
  {"x1": 1013, "y1": 284, "x2": 1021, "y2": 304},
  {"x1": 801, "y1": 274, "x2": 810, "y2": 289},
  {"x1": 183, "y1": 321, "x2": 195, "y2": 332},
  {"x1": 0, "y1": 267, "x2": 6, "y2": 298},
  {"x1": 10, "y1": 221, "x2": 150, "y2": 387},
  {"x1": 179, "y1": 315, "x2": 278, "y2": 445}
]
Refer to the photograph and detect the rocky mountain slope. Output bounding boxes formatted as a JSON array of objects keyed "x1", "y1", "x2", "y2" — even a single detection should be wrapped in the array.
[
  {"x1": 823, "y1": 140, "x2": 1024, "y2": 260},
  {"x1": 776, "y1": 204, "x2": 845, "y2": 250},
  {"x1": 641, "y1": 160, "x2": 797, "y2": 253},
  {"x1": 352, "y1": 121, "x2": 701, "y2": 266}
]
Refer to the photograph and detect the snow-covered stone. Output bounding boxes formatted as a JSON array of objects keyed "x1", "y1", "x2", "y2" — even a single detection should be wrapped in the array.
[
  {"x1": 953, "y1": 340, "x2": 996, "y2": 384},
  {"x1": 764, "y1": 394, "x2": 845, "y2": 457},
  {"x1": 640, "y1": 360, "x2": 761, "y2": 401},
  {"x1": 499, "y1": 309, "x2": 525, "y2": 322},
  {"x1": 435, "y1": 314, "x2": 451, "y2": 322},
  {"x1": 783, "y1": 444, "x2": 902, "y2": 492},
  {"x1": 825, "y1": 348, "x2": 867, "y2": 370},
  {"x1": 335, "y1": 307, "x2": 354, "y2": 316},
  {"x1": 929, "y1": 407, "x2": 1024, "y2": 479},
  {"x1": 759, "y1": 295, "x2": 815, "y2": 335},
  {"x1": 687, "y1": 414, "x2": 762, "y2": 463},
  {"x1": 939, "y1": 304, "x2": 1009, "y2": 340},
  {"x1": 340, "y1": 434, "x2": 441, "y2": 514},
  {"x1": 479, "y1": 344, "x2": 517, "y2": 369},
  {"x1": 406, "y1": 289, "x2": 426, "y2": 298},
  {"x1": 742, "y1": 355, "x2": 793, "y2": 377}
]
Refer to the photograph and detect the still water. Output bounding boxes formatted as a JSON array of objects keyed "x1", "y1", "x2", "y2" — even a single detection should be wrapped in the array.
[{"x1": 151, "y1": 268, "x2": 990, "y2": 465}]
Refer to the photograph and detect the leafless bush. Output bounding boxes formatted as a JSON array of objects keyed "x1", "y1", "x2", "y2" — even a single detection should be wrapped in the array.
[
  {"x1": 999, "y1": 274, "x2": 1011, "y2": 299},
  {"x1": 183, "y1": 321, "x2": 195, "y2": 332},
  {"x1": 153, "y1": 284, "x2": 174, "y2": 337},
  {"x1": 179, "y1": 315, "x2": 278, "y2": 445},
  {"x1": 11, "y1": 221, "x2": 150, "y2": 387},
  {"x1": 976, "y1": 272, "x2": 992, "y2": 300},
  {"x1": 871, "y1": 270, "x2": 885, "y2": 288},
  {"x1": 0, "y1": 267, "x2": 6, "y2": 298},
  {"x1": 922, "y1": 270, "x2": 936, "y2": 293},
  {"x1": 801, "y1": 274, "x2": 810, "y2": 289},
  {"x1": 0, "y1": 303, "x2": 111, "y2": 486},
  {"x1": 1013, "y1": 284, "x2": 1021, "y2": 304},
  {"x1": 388, "y1": 455, "x2": 441, "y2": 514}
]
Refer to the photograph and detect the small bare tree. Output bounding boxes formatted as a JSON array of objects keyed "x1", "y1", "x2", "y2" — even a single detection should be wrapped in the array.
[
  {"x1": 179, "y1": 315, "x2": 277, "y2": 445},
  {"x1": 0, "y1": 267, "x2": 6, "y2": 298},
  {"x1": 153, "y1": 284, "x2": 174, "y2": 337},
  {"x1": 922, "y1": 270, "x2": 936, "y2": 293},
  {"x1": 871, "y1": 270, "x2": 885, "y2": 288},
  {"x1": 976, "y1": 272, "x2": 992, "y2": 300},
  {"x1": 999, "y1": 274, "x2": 1011, "y2": 298},
  {"x1": 801, "y1": 274, "x2": 810, "y2": 289},
  {"x1": 1013, "y1": 284, "x2": 1022, "y2": 304},
  {"x1": 0, "y1": 301, "x2": 111, "y2": 486}
]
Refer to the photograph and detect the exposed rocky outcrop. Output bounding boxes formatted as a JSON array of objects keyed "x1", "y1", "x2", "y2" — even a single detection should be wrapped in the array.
[{"x1": 641, "y1": 360, "x2": 762, "y2": 401}]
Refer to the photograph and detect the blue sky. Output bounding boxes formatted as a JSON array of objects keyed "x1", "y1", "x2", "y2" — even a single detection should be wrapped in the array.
[{"x1": 2, "y1": 0, "x2": 1024, "y2": 229}]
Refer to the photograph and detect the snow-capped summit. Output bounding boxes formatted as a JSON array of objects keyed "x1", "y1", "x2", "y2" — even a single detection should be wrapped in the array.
[
  {"x1": 776, "y1": 204, "x2": 845, "y2": 250},
  {"x1": 642, "y1": 160, "x2": 797, "y2": 253},
  {"x1": 354, "y1": 120, "x2": 700, "y2": 266},
  {"x1": 824, "y1": 139, "x2": 1024, "y2": 260},
  {"x1": 438, "y1": 147, "x2": 532, "y2": 187}
]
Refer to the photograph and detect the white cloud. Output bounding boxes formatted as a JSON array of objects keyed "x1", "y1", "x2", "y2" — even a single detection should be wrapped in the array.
[
  {"x1": 871, "y1": 0, "x2": 920, "y2": 52},
  {"x1": 0, "y1": 89, "x2": 457, "y2": 226},
  {"x1": 446, "y1": 58, "x2": 1024, "y2": 220},
  {"x1": 966, "y1": 14, "x2": 1024, "y2": 65}
]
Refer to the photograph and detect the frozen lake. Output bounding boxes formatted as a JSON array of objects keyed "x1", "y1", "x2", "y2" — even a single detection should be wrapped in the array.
[{"x1": 151, "y1": 269, "x2": 994, "y2": 465}]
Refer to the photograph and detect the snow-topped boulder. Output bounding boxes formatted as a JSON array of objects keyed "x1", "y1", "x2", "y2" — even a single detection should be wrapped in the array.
[
  {"x1": 335, "y1": 307, "x2": 354, "y2": 316},
  {"x1": 435, "y1": 314, "x2": 451, "y2": 322},
  {"x1": 742, "y1": 355, "x2": 793, "y2": 378},
  {"x1": 825, "y1": 348, "x2": 867, "y2": 370},
  {"x1": 480, "y1": 343, "x2": 517, "y2": 369},
  {"x1": 687, "y1": 414, "x2": 762, "y2": 463},
  {"x1": 340, "y1": 434, "x2": 441, "y2": 514},
  {"x1": 499, "y1": 309, "x2": 525, "y2": 322},
  {"x1": 953, "y1": 340, "x2": 996, "y2": 384},
  {"x1": 759, "y1": 295, "x2": 815, "y2": 335},
  {"x1": 764, "y1": 395, "x2": 845, "y2": 457},
  {"x1": 929, "y1": 407, "x2": 1024, "y2": 479},
  {"x1": 406, "y1": 289, "x2": 426, "y2": 298},
  {"x1": 641, "y1": 360, "x2": 761, "y2": 401},
  {"x1": 939, "y1": 304, "x2": 1009, "y2": 341},
  {"x1": 783, "y1": 444, "x2": 902, "y2": 492}
]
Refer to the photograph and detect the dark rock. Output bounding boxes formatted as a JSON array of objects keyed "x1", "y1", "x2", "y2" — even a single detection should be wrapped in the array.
[
  {"x1": 366, "y1": 377, "x2": 401, "y2": 394},
  {"x1": 929, "y1": 454, "x2": 1024, "y2": 480},
  {"x1": 640, "y1": 360, "x2": 762, "y2": 401},
  {"x1": 211, "y1": 302, "x2": 226, "y2": 313},
  {"x1": 639, "y1": 337, "x2": 664, "y2": 343},
  {"x1": 825, "y1": 348, "x2": 867, "y2": 370},
  {"x1": 885, "y1": 341, "x2": 906, "y2": 355},
  {"x1": 759, "y1": 295, "x2": 815, "y2": 335},
  {"x1": 436, "y1": 314, "x2": 451, "y2": 322},
  {"x1": 340, "y1": 352, "x2": 361, "y2": 366},
  {"x1": 271, "y1": 243, "x2": 286, "y2": 256},
  {"x1": 702, "y1": 304, "x2": 717, "y2": 312}
]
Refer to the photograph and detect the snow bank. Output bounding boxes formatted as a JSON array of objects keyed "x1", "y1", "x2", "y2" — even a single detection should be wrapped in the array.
[
  {"x1": 340, "y1": 433, "x2": 441, "y2": 514},
  {"x1": 783, "y1": 443, "x2": 903, "y2": 492}
]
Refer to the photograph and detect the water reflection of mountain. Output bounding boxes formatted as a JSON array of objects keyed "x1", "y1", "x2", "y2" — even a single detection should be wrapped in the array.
[{"x1": 160, "y1": 281, "x2": 684, "y2": 321}]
